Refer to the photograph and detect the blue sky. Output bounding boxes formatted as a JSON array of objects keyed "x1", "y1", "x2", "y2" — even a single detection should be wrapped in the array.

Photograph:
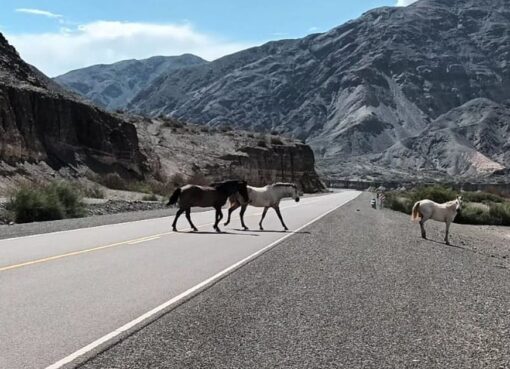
[{"x1": 0, "y1": 0, "x2": 417, "y2": 76}]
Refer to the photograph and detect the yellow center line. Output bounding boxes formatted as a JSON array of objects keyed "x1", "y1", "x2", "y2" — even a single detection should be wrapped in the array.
[{"x1": 0, "y1": 198, "x2": 324, "y2": 273}]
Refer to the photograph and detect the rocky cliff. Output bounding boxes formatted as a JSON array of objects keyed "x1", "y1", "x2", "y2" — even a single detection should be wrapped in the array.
[
  {"x1": 102, "y1": 0, "x2": 509, "y2": 182},
  {"x1": 0, "y1": 33, "x2": 148, "y2": 179},
  {"x1": 133, "y1": 117, "x2": 324, "y2": 192}
]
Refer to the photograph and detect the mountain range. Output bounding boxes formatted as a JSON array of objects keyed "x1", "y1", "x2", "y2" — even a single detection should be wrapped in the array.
[
  {"x1": 55, "y1": 54, "x2": 207, "y2": 111},
  {"x1": 55, "y1": 0, "x2": 510, "y2": 182}
]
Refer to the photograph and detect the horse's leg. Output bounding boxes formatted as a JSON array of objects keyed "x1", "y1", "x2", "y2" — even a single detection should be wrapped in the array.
[
  {"x1": 259, "y1": 207, "x2": 269, "y2": 230},
  {"x1": 172, "y1": 208, "x2": 185, "y2": 232},
  {"x1": 273, "y1": 206, "x2": 288, "y2": 231},
  {"x1": 240, "y1": 204, "x2": 248, "y2": 230},
  {"x1": 185, "y1": 208, "x2": 198, "y2": 232},
  {"x1": 445, "y1": 220, "x2": 451, "y2": 245},
  {"x1": 214, "y1": 207, "x2": 223, "y2": 232},
  {"x1": 224, "y1": 202, "x2": 240, "y2": 226},
  {"x1": 419, "y1": 219, "x2": 427, "y2": 239}
]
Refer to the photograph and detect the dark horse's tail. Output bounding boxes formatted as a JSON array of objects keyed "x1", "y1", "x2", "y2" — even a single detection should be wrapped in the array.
[{"x1": 167, "y1": 188, "x2": 181, "y2": 206}]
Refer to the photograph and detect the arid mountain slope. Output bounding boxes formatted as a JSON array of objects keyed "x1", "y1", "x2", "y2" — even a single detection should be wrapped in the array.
[
  {"x1": 118, "y1": 0, "x2": 509, "y2": 181},
  {"x1": 55, "y1": 54, "x2": 207, "y2": 111}
]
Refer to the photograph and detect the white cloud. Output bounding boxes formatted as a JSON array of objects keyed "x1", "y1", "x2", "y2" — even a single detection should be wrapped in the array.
[
  {"x1": 396, "y1": 0, "x2": 418, "y2": 6},
  {"x1": 6, "y1": 21, "x2": 256, "y2": 77},
  {"x1": 15, "y1": 8, "x2": 62, "y2": 18}
]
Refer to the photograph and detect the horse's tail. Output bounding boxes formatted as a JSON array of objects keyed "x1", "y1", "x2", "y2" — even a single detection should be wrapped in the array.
[
  {"x1": 167, "y1": 188, "x2": 181, "y2": 206},
  {"x1": 411, "y1": 201, "x2": 421, "y2": 222}
]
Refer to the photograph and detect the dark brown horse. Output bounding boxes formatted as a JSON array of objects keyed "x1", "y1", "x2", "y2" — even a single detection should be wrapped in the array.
[{"x1": 167, "y1": 180, "x2": 249, "y2": 233}]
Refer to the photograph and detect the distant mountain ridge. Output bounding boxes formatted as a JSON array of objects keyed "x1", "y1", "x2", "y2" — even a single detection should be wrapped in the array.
[
  {"x1": 55, "y1": 54, "x2": 208, "y2": 110},
  {"x1": 54, "y1": 0, "x2": 510, "y2": 182}
]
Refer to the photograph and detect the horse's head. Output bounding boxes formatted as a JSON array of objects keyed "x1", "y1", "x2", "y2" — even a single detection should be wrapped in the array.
[
  {"x1": 238, "y1": 180, "x2": 249, "y2": 203},
  {"x1": 291, "y1": 185, "x2": 301, "y2": 202}
]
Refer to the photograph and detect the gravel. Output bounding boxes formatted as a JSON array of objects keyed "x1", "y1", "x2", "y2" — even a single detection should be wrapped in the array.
[{"x1": 79, "y1": 193, "x2": 510, "y2": 369}]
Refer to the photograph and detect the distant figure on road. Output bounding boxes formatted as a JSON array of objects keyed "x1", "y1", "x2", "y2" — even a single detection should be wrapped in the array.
[
  {"x1": 411, "y1": 196, "x2": 463, "y2": 245},
  {"x1": 371, "y1": 198, "x2": 377, "y2": 209}
]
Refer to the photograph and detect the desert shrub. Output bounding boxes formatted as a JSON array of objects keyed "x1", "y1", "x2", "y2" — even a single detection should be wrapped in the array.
[
  {"x1": 461, "y1": 191, "x2": 504, "y2": 204},
  {"x1": 82, "y1": 185, "x2": 105, "y2": 199},
  {"x1": 410, "y1": 185, "x2": 457, "y2": 205},
  {"x1": 385, "y1": 193, "x2": 413, "y2": 214},
  {"x1": 187, "y1": 173, "x2": 209, "y2": 186},
  {"x1": 488, "y1": 202, "x2": 510, "y2": 226},
  {"x1": 257, "y1": 140, "x2": 267, "y2": 147},
  {"x1": 99, "y1": 173, "x2": 128, "y2": 190},
  {"x1": 142, "y1": 193, "x2": 158, "y2": 201},
  {"x1": 8, "y1": 182, "x2": 85, "y2": 223},
  {"x1": 169, "y1": 173, "x2": 185, "y2": 187},
  {"x1": 456, "y1": 203, "x2": 493, "y2": 225}
]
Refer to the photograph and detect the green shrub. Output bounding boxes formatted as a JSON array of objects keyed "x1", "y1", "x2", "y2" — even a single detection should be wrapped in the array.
[
  {"x1": 456, "y1": 203, "x2": 493, "y2": 225},
  {"x1": 83, "y1": 185, "x2": 105, "y2": 199},
  {"x1": 410, "y1": 185, "x2": 457, "y2": 205},
  {"x1": 9, "y1": 182, "x2": 85, "y2": 223},
  {"x1": 488, "y1": 202, "x2": 510, "y2": 226},
  {"x1": 461, "y1": 191, "x2": 505, "y2": 204},
  {"x1": 99, "y1": 173, "x2": 128, "y2": 190}
]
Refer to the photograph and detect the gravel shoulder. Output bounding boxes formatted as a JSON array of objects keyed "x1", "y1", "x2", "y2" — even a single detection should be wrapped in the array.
[
  {"x1": 0, "y1": 207, "x2": 178, "y2": 241},
  {"x1": 79, "y1": 193, "x2": 510, "y2": 369}
]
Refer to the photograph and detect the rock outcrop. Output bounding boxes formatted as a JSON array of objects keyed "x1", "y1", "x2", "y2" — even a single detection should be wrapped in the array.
[
  {"x1": 133, "y1": 117, "x2": 324, "y2": 192},
  {"x1": 0, "y1": 33, "x2": 149, "y2": 179}
]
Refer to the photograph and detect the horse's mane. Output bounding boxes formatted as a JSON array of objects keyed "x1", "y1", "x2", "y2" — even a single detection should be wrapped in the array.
[
  {"x1": 272, "y1": 182, "x2": 297, "y2": 189},
  {"x1": 210, "y1": 180, "x2": 246, "y2": 191}
]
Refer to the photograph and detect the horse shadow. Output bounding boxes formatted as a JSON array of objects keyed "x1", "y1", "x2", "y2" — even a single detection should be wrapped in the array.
[
  {"x1": 183, "y1": 230, "x2": 259, "y2": 236},
  {"x1": 425, "y1": 238, "x2": 509, "y2": 268},
  {"x1": 232, "y1": 228, "x2": 311, "y2": 235}
]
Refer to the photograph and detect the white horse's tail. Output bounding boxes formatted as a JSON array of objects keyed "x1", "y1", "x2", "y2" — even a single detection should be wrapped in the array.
[{"x1": 411, "y1": 201, "x2": 421, "y2": 222}]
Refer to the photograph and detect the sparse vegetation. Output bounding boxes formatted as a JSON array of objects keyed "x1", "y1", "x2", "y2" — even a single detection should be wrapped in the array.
[
  {"x1": 142, "y1": 193, "x2": 158, "y2": 201},
  {"x1": 385, "y1": 185, "x2": 510, "y2": 226},
  {"x1": 8, "y1": 182, "x2": 85, "y2": 223}
]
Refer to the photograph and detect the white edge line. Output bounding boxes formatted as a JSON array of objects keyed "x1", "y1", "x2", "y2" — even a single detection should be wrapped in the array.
[
  {"x1": 0, "y1": 196, "x2": 325, "y2": 244},
  {"x1": 45, "y1": 191, "x2": 360, "y2": 369}
]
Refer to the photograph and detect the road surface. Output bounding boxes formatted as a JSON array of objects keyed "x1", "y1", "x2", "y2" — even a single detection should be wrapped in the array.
[
  {"x1": 0, "y1": 190, "x2": 360, "y2": 369},
  {"x1": 79, "y1": 193, "x2": 509, "y2": 369}
]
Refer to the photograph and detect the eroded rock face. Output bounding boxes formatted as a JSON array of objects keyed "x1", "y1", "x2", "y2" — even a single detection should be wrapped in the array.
[
  {"x1": 0, "y1": 33, "x2": 149, "y2": 178},
  {"x1": 117, "y1": 0, "x2": 510, "y2": 181},
  {"x1": 133, "y1": 118, "x2": 325, "y2": 192}
]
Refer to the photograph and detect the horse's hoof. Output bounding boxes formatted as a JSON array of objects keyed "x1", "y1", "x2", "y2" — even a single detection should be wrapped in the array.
[
  {"x1": 172, "y1": 228, "x2": 178, "y2": 232},
  {"x1": 192, "y1": 228, "x2": 198, "y2": 232},
  {"x1": 243, "y1": 227, "x2": 249, "y2": 231}
]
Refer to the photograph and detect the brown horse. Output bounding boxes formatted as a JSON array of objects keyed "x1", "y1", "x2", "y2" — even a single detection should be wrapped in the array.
[{"x1": 167, "y1": 180, "x2": 249, "y2": 233}]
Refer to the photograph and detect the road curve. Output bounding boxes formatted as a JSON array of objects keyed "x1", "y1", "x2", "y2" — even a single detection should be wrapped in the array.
[{"x1": 0, "y1": 190, "x2": 360, "y2": 369}]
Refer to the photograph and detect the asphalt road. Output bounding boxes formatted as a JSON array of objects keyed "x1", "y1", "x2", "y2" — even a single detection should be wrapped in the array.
[
  {"x1": 78, "y1": 193, "x2": 510, "y2": 369},
  {"x1": 0, "y1": 190, "x2": 360, "y2": 369}
]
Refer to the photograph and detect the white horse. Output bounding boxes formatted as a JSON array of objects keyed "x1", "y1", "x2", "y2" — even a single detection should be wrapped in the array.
[
  {"x1": 224, "y1": 183, "x2": 300, "y2": 231},
  {"x1": 411, "y1": 196, "x2": 462, "y2": 245}
]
